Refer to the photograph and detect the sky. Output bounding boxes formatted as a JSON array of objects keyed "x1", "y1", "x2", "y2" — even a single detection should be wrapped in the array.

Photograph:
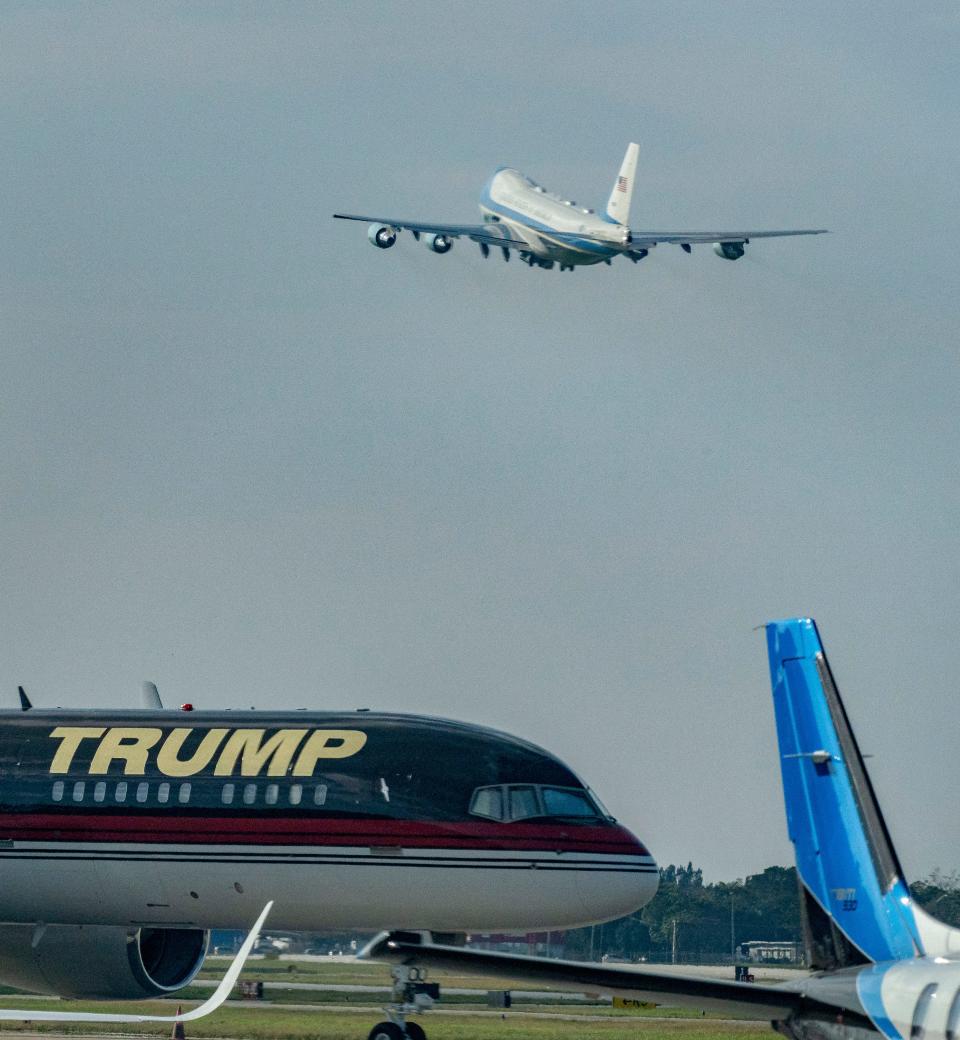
[{"x1": 1, "y1": 1, "x2": 959, "y2": 884}]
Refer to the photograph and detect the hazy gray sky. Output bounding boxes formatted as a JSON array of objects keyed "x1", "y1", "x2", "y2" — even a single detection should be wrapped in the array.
[{"x1": 2, "y1": 2, "x2": 959, "y2": 882}]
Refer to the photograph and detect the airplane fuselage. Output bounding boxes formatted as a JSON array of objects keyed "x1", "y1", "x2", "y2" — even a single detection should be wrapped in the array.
[
  {"x1": 480, "y1": 169, "x2": 626, "y2": 268},
  {"x1": 0, "y1": 710, "x2": 656, "y2": 933}
]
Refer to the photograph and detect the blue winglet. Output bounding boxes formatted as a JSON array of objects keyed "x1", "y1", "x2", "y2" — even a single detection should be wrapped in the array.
[{"x1": 765, "y1": 618, "x2": 921, "y2": 963}]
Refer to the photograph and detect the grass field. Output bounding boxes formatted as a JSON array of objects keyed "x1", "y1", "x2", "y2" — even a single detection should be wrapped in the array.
[{"x1": 0, "y1": 1004, "x2": 768, "y2": 1040}]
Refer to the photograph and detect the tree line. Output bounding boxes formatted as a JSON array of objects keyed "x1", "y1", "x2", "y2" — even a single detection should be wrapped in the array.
[{"x1": 561, "y1": 864, "x2": 960, "y2": 964}]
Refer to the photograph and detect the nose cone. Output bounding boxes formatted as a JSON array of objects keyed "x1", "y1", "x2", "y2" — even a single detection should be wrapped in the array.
[{"x1": 576, "y1": 825, "x2": 658, "y2": 924}]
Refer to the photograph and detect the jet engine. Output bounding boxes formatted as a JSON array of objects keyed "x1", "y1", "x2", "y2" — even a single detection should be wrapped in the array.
[
  {"x1": 367, "y1": 224, "x2": 397, "y2": 249},
  {"x1": 0, "y1": 923, "x2": 208, "y2": 998},
  {"x1": 713, "y1": 241, "x2": 746, "y2": 260},
  {"x1": 422, "y1": 233, "x2": 453, "y2": 254}
]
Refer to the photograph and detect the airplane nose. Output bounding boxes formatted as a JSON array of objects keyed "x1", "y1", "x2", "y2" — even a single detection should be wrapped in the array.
[{"x1": 576, "y1": 826, "x2": 658, "y2": 923}]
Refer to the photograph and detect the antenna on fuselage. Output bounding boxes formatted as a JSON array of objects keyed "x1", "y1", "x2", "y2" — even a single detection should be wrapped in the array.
[
  {"x1": 142, "y1": 681, "x2": 163, "y2": 709},
  {"x1": 17, "y1": 686, "x2": 32, "y2": 711}
]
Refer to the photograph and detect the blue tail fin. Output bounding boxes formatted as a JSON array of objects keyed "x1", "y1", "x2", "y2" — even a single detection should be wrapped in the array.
[{"x1": 765, "y1": 618, "x2": 922, "y2": 966}]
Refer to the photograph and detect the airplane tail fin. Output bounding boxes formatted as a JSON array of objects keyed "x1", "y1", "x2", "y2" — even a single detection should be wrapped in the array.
[
  {"x1": 605, "y1": 142, "x2": 639, "y2": 225},
  {"x1": 764, "y1": 618, "x2": 931, "y2": 968}
]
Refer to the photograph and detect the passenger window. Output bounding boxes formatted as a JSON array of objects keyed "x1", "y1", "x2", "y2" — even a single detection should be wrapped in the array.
[
  {"x1": 265, "y1": 784, "x2": 278, "y2": 806},
  {"x1": 52, "y1": 781, "x2": 64, "y2": 802},
  {"x1": 470, "y1": 787, "x2": 504, "y2": 821},
  {"x1": 136, "y1": 782, "x2": 149, "y2": 803},
  {"x1": 912, "y1": 983, "x2": 939, "y2": 1039},
  {"x1": 178, "y1": 783, "x2": 191, "y2": 804},
  {"x1": 508, "y1": 786, "x2": 540, "y2": 821},
  {"x1": 289, "y1": 784, "x2": 302, "y2": 806},
  {"x1": 72, "y1": 781, "x2": 85, "y2": 802},
  {"x1": 542, "y1": 787, "x2": 597, "y2": 817},
  {"x1": 93, "y1": 781, "x2": 106, "y2": 803},
  {"x1": 946, "y1": 988, "x2": 960, "y2": 1040},
  {"x1": 158, "y1": 782, "x2": 170, "y2": 804},
  {"x1": 243, "y1": 783, "x2": 257, "y2": 805},
  {"x1": 222, "y1": 784, "x2": 235, "y2": 805},
  {"x1": 115, "y1": 781, "x2": 127, "y2": 803},
  {"x1": 314, "y1": 784, "x2": 328, "y2": 806}
]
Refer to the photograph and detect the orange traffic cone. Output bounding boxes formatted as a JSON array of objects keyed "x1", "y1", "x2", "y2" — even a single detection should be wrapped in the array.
[{"x1": 172, "y1": 1005, "x2": 186, "y2": 1040}]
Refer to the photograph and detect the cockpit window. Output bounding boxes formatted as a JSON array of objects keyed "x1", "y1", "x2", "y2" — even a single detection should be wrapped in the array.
[
  {"x1": 508, "y1": 786, "x2": 540, "y2": 821},
  {"x1": 470, "y1": 787, "x2": 503, "y2": 820},
  {"x1": 541, "y1": 787, "x2": 598, "y2": 817},
  {"x1": 469, "y1": 784, "x2": 603, "y2": 823}
]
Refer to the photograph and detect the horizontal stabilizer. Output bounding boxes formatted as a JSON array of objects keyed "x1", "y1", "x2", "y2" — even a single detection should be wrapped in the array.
[{"x1": 0, "y1": 901, "x2": 272, "y2": 1022}]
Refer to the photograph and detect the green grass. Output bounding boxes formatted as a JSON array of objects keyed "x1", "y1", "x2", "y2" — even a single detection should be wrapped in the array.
[{"x1": 0, "y1": 1002, "x2": 767, "y2": 1040}]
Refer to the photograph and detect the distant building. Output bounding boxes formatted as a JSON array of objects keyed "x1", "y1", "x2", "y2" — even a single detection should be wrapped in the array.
[{"x1": 739, "y1": 941, "x2": 802, "y2": 963}]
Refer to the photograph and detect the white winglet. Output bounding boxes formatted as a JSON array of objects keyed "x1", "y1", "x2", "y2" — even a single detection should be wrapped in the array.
[{"x1": 0, "y1": 900, "x2": 273, "y2": 1023}]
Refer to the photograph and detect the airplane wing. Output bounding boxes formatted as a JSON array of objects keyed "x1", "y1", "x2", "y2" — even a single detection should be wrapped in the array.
[
  {"x1": 333, "y1": 213, "x2": 530, "y2": 249},
  {"x1": 0, "y1": 901, "x2": 273, "y2": 1023},
  {"x1": 627, "y1": 228, "x2": 828, "y2": 248},
  {"x1": 360, "y1": 931, "x2": 823, "y2": 1020}
]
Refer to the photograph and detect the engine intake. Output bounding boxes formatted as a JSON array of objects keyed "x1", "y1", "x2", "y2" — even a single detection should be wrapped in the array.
[
  {"x1": 422, "y1": 233, "x2": 453, "y2": 254},
  {"x1": 368, "y1": 224, "x2": 397, "y2": 249},
  {"x1": 0, "y1": 923, "x2": 208, "y2": 999},
  {"x1": 713, "y1": 241, "x2": 746, "y2": 260}
]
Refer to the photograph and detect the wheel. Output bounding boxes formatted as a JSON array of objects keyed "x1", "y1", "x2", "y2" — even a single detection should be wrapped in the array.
[
  {"x1": 368, "y1": 1023, "x2": 405, "y2": 1040},
  {"x1": 405, "y1": 1023, "x2": 426, "y2": 1040}
]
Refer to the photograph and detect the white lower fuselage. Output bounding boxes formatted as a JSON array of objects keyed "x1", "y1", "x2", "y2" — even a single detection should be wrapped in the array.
[
  {"x1": 480, "y1": 169, "x2": 626, "y2": 267},
  {"x1": 0, "y1": 838, "x2": 656, "y2": 933}
]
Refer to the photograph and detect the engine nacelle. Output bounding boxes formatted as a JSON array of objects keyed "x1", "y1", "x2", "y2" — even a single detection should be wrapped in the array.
[
  {"x1": 0, "y1": 923, "x2": 208, "y2": 998},
  {"x1": 422, "y1": 233, "x2": 453, "y2": 254},
  {"x1": 368, "y1": 224, "x2": 397, "y2": 249},
  {"x1": 713, "y1": 240, "x2": 746, "y2": 260}
]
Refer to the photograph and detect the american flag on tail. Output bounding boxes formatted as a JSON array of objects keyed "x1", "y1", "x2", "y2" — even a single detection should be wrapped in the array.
[{"x1": 616, "y1": 175, "x2": 629, "y2": 193}]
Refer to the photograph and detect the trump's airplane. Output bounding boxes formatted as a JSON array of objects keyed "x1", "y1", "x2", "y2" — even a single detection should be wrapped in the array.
[
  {"x1": 334, "y1": 143, "x2": 826, "y2": 270},
  {"x1": 0, "y1": 702, "x2": 655, "y2": 1032}
]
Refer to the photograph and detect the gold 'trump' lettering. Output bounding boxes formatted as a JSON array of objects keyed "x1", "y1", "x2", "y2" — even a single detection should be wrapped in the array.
[{"x1": 47, "y1": 726, "x2": 367, "y2": 777}]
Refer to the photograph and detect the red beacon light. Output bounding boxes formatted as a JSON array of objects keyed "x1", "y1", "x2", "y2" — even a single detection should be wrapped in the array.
[{"x1": 180, "y1": 703, "x2": 194, "y2": 712}]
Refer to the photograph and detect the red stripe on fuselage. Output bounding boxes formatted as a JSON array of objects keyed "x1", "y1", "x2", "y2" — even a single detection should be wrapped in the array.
[{"x1": 0, "y1": 814, "x2": 648, "y2": 856}]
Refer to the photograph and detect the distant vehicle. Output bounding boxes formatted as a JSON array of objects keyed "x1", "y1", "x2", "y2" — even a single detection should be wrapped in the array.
[
  {"x1": 368, "y1": 618, "x2": 960, "y2": 1040},
  {"x1": 334, "y1": 143, "x2": 826, "y2": 271}
]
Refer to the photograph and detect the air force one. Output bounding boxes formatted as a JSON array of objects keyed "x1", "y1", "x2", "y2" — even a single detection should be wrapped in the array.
[
  {"x1": 0, "y1": 702, "x2": 655, "y2": 1028},
  {"x1": 334, "y1": 143, "x2": 827, "y2": 271},
  {"x1": 368, "y1": 618, "x2": 960, "y2": 1040}
]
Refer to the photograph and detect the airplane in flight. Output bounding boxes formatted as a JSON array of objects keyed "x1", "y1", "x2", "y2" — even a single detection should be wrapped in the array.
[
  {"x1": 0, "y1": 702, "x2": 655, "y2": 1027},
  {"x1": 366, "y1": 618, "x2": 960, "y2": 1040},
  {"x1": 334, "y1": 143, "x2": 827, "y2": 271}
]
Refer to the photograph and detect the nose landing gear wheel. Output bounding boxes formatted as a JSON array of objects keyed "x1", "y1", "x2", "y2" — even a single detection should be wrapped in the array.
[
  {"x1": 368, "y1": 1025, "x2": 404, "y2": 1040},
  {"x1": 367, "y1": 1024, "x2": 426, "y2": 1040}
]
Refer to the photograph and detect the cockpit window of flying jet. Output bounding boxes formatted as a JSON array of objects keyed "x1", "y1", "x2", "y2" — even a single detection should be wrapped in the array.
[
  {"x1": 0, "y1": 703, "x2": 655, "y2": 1037},
  {"x1": 333, "y1": 142, "x2": 827, "y2": 271},
  {"x1": 367, "y1": 619, "x2": 960, "y2": 1040}
]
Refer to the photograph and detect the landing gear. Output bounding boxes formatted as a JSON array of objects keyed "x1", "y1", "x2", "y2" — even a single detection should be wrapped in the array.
[
  {"x1": 367, "y1": 966, "x2": 439, "y2": 1040},
  {"x1": 368, "y1": 1025, "x2": 404, "y2": 1040}
]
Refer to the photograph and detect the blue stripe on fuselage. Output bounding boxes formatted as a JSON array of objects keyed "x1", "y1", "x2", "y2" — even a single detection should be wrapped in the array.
[
  {"x1": 856, "y1": 964, "x2": 902, "y2": 1040},
  {"x1": 479, "y1": 179, "x2": 618, "y2": 259}
]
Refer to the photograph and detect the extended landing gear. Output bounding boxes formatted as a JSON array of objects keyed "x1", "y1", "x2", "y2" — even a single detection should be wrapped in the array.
[{"x1": 367, "y1": 965, "x2": 439, "y2": 1040}]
